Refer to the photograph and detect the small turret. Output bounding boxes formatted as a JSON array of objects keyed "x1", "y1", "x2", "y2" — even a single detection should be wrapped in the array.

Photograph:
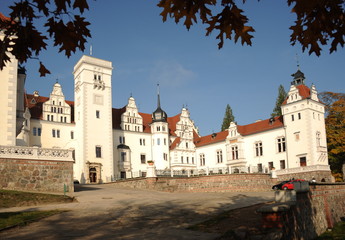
[{"x1": 152, "y1": 84, "x2": 167, "y2": 122}]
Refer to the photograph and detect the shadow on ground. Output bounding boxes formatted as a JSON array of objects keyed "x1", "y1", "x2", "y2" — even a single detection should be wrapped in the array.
[{"x1": 0, "y1": 189, "x2": 273, "y2": 240}]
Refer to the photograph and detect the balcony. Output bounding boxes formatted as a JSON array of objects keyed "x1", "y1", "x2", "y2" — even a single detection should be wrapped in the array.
[{"x1": 227, "y1": 158, "x2": 246, "y2": 166}]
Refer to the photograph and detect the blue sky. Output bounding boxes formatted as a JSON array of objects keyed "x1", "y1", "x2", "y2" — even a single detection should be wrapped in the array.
[{"x1": 2, "y1": 1, "x2": 344, "y2": 136}]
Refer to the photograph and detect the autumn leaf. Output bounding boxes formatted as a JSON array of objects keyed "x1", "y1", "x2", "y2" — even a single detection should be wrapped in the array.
[
  {"x1": 39, "y1": 61, "x2": 51, "y2": 77},
  {"x1": 73, "y1": 0, "x2": 89, "y2": 13}
]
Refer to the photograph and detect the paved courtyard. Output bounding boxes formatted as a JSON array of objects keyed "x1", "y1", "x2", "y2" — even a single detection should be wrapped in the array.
[{"x1": 0, "y1": 184, "x2": 274, "y2": 240}]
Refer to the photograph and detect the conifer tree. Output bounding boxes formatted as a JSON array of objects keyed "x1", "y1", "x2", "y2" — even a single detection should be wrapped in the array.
[
  {"x1": 271, "y1": 85, "x2": 287, "y2": 117},
  {"x1": 221, "y1": 104, "x2": 235, "y2": 131}
]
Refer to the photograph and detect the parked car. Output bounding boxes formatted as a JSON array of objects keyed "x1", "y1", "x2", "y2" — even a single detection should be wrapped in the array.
[
  {"x1": 272, "y1": 179, "x2": 306, "y2": 190},
  {"x1": 272, "y1": 180, "x2": 289, "y2": 190}
]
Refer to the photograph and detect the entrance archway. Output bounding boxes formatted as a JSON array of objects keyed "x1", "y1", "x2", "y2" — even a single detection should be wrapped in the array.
[{"x1": 89, "y1": 167, "x2": 97, "y2": 183}]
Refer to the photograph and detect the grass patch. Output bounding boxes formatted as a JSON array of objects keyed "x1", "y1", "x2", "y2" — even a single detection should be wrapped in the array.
[
  {"x1": 0, "y1": 189, "x2": 74, "y2": 208},
  {"x1": 0, "y1": 210, "x2": 64, "y2": 230},
  {"x1": 316, "y1": 221, "x2": 345, "y2": 239}
]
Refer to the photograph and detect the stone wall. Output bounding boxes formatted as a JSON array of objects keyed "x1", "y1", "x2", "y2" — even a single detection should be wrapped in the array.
[
  {"x1": 0, "y1": 158, "x2": 74, "y2": 193},
  {"x1": 276, "y1": 170, "x2": 332, "y2": 183},
  {"x1": 113, "y1": 174, "x2": 275, "y2": 192},
  {"x1": 258, "y1": 183, "x2": 345, "y2": 240}
]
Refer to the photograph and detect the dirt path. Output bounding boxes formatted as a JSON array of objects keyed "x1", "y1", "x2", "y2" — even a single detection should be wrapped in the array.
[{"x1": 0, "y1": 184, "x2": 274, "y2": 240}]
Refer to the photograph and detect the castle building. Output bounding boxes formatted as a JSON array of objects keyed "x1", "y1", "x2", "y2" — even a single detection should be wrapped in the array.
[{"x1": 2, "y1": 55, "x2": 329, "y2": 183}]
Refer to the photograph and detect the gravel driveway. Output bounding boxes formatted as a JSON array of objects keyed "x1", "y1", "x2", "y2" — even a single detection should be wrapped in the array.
[{"x1": 0, "y1": 184, "x2": 274, "y2": 240}]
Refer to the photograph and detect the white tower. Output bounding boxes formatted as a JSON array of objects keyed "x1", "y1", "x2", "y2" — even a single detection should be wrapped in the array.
[
  {"x1": 150, "y1": 85, "x2": 170, "y2": 170},
  {"x1": 73, "y1": 55, "x2": 114, "y2": 183},
  {"x1": 281, "y1": 69, "x2": 328, "y2": 169}
]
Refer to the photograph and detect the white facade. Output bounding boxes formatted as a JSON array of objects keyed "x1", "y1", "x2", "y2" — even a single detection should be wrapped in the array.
[{"x1": 2, "y1": 55, "x2": 329, "y2": 183}]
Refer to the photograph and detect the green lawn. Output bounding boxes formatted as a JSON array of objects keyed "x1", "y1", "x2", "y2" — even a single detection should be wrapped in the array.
[
  {"x1": 0, "y1": 189, "x2": 73, "y2": 230},
  {"x1": 0, "y1": 189, "x2": 74, "y2": 208},
  {"x1": 316, "y1": 221, "x2": 345, "y2": 239},
  {"x1": 0, "y1": 210, "x2": 65, "y2": 230}
]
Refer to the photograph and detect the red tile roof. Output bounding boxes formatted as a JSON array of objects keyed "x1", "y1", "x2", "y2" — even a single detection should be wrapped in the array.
[
  {"x1": 194, "y1": 116, "x2": 284, "y2": 147},
  {"x1": 25, "y1": 93, "x2": 283, "y2": 144},
  {"x1": 167, "y1": 114, "x2": 181, "y2": 136},
  {"x1": 112, "y1": 107, "x2": 126, "y2": 129},
  {"x1": 194, "y1": 130, "x2": 229, "y2": 147},
  {"x1": 282, "y1": 84, "x2": 312, "y2": 105},
  {"x1": 138, "y1": 112, "x2": 152, "y2": 133},
  {"x1": 25, "y1": 93, "x2": 75, "y2": 122},
  {"x1": 237, "y1": 116, "x2": 284, "y2": 136},
  {"x1": 170, "y1": 137, "x2": 181, "y2": 150},
  {"x1": 26, "y1": 94, "x2": 49, "y2": 120}
]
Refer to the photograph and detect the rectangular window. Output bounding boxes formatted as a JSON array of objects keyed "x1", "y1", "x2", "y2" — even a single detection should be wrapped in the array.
[
  {"x1": 140, "y1": 154, "x2": 146, "y2": 164},
  {"x1": 140, "y1": 139, "x2": 142, "y2": 145},
  {"x1": 277, "y1": 137, "x2": 286, "y2": 152},
  {"x1": 258, "y1": 163, "x2": 263, "y2": 173},
  {"x1": 300, "y1": 157, "x2": 307, "y2": 167},
  {"x1": 57, "y1": 130, "x2": 60, "y2": 138},
  {"x1": 163, "y1": 153, "x2": 168, "y2": 161},
  {"x1": 268, "y1": 162, "x2": 274, "y2": 170},
  {"x1": 192, "y1": 157, "x2": 194, "y2": 164},
  {"x1": 298, "y1": 112, "x2": 301, "y2": 119},
  {"x1": 51, "y1": 115, "x2": 54, "y2": 121},
  {"x1": 181, "y1": 156, "x2": 184, "y2": 163},
  {"x1": 157, "y1": 138, "x2": 160, "y2": 145},
  {"x1": 164, "y1": 138, "x2": 166, "y2": 145},
  {"x1": 71, "y1": 131, "x2": 74, "y2": 139},
  {"x1": 47, "y1": 115, "x2": 50, "y2": 121},
  {"x1": 217, "y1": 150, "x2": 223, "y2": 163},
  {"x1": 187, "y1": 157, "x2": 189, "y2": 164},
  {"x1": 255, "y1": 142, "x2": 263, "y2": 156},
  {"x1": 200, "y1": 154, "x2": 205, "y2": 166},
  {"x1": 38, "y1": 128, "x2": 41, "y2": 136},
  {"x1": 33, "y1": 127, "x2": 37, "y2": 136},
  {"x1": 96, "y1": 110, "x2": 100, "y2": 118},
  {"x1": 291, "y1": 114, "x2": 294, "y2": 121},
  {"x1": 96, "y1": 146, "x2": 102, "y2": 158},
  {"x1": 121, "y1": 152, "x2": 126, "y2": 162},
  {"x1": 52, "y1": 129, "x2": 56, "y2": 138},
  {"x1": 280, "y1": 160, "x2": 286, "y2": 169},
  {"x1": 232, "y1": 146, "x2": 238, "y2": 160}
]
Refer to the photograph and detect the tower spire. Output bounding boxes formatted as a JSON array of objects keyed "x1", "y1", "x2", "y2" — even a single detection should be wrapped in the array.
[
  {"x1": 157, "y1": 83, "x2": 161, "y2": 108},
  {"x1": 152, "y1": 83, "x2": 167, "y2": 122}
]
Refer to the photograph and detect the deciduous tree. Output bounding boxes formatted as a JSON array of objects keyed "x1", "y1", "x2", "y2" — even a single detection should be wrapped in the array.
[
  {"x1": 0, "y1": 0, "x2": 90, "y2": 76},
  {"x1": 271, "y1": 85, "x2": 287, "y2": 117},
  {"x1": 221, "y1": 104, "x2": 235, "y2": 131},
  {"x1": 1, "y1": 0, "x2": 344, "y2": 77},
  {"x1": 158, "y1": 0, "x2": 345, "y2": 54},
  {"x1": 319, "y1": 91, "x2": 345, "y2": 176}
]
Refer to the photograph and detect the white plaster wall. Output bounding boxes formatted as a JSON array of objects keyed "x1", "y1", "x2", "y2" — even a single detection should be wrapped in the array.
[
  {"x1": 0, "y1": 54, "x2": 18, "y2": 146},
  {"x1": 73, "y1": 55, "x2": 114, "y2": 183},
  {"x1": 151, "y1": 122, "x2": 170, "y2": 170},
  {"x1": 113, "y1": 129, "x2": 152, "y2": 178},
  {"x1": 196, "y1": 141, "x2": 227, "y2": 170},
  {"x1": 240, "y1": 127, "x2": 286, "y2": 171}
]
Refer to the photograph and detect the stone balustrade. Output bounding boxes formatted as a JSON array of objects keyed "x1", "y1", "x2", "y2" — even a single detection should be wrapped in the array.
[
  {"x1": 276, "y1": 164, "x2": 330, "y2": 175},
  {"x1": 0, "y1": 145, "x2": 74, "y2": 162}
]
